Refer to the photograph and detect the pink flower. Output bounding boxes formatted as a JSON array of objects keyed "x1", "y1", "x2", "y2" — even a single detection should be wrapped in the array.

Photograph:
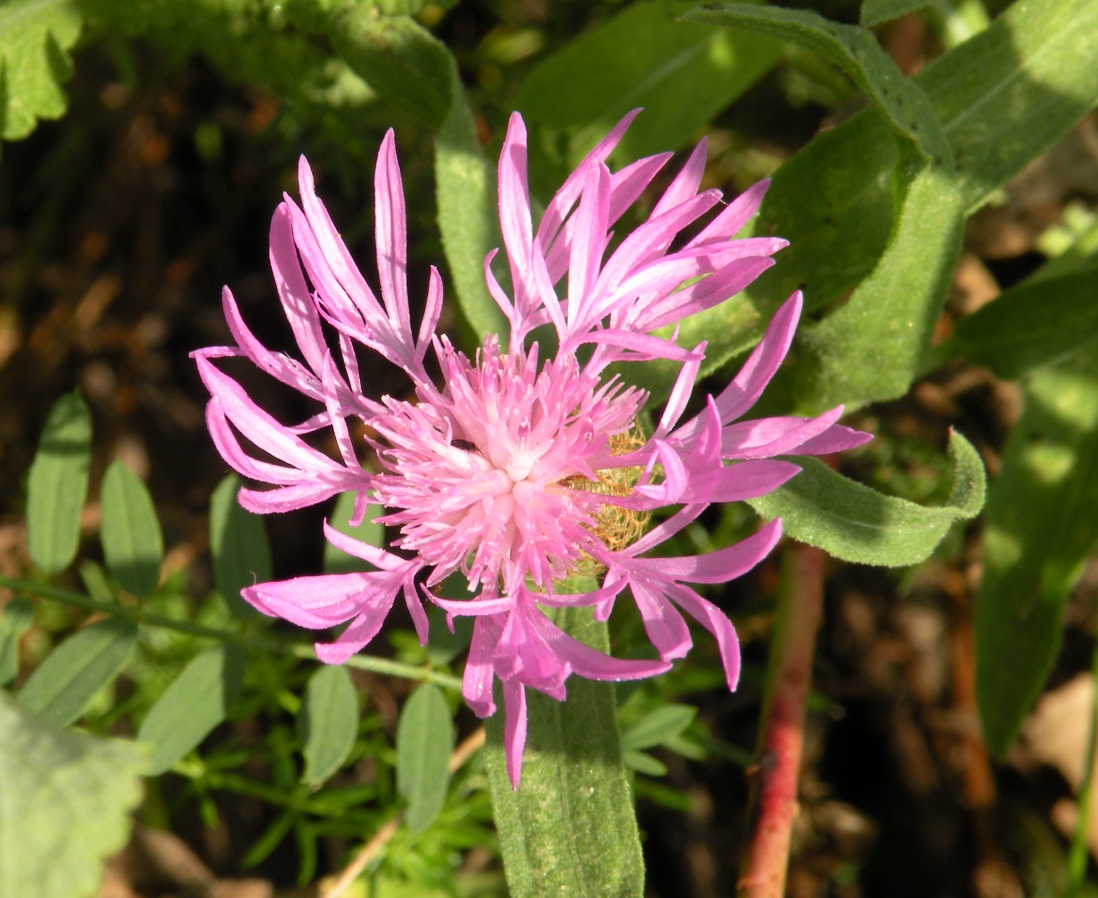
[{"x1": 193, "y1": 112, "x2": 871, "y2": 788}]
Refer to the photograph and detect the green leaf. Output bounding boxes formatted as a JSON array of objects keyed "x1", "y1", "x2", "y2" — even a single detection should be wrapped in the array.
[
  {"x1": 623, "y1": 750, "x2": 668, "y2": 777},
  {"x1": 210, "y1": 474, "x2": 271, "y2": 619},
  {"x1": 100, "y1": 461, "x2": 164, "y2": 597},
  {"x1": 514, "y1": 0, "x2": 782, "y2": 166},
  {"x1": 0, "y1": 692, "x2": 145, "y2": 898},
  {"x1": 976, "y1": 348, "x2": 1098, "y2": 756},
  {"x1": 621, "y1": 704, "x2": 697, "y2": 752},
  {"x1": 323, "y1": 491, "x2": 384, "y2": 574},
  {"x1": 0, "y1": 0, "x2": 83, "y2": 141},
  {"x1": 686, "y1": 0, "x2": 1098, "y2": 400},
  {"x1": 297, "y1": 665, "x2": 360, "y2": 787},
  {"x1": 485, "y1": 602, "x2": 644, "y2": 898},
  {"x1": 27, "y1": 392, "x2": 92, "y2": 575},
  {"x1": 687, "y1": 3, "x2": 951, "y2": 165},
  {"x1": 796, "y1": 164, "x2": 963, "y2": 409},
  {"x1": 0, "y1": 596, "x2": 34, "y2": 686},
  {"x1": 329, "y1": 11, "x2": 451, "y2": 127},
  {"x1": 861, "y1": 0, "x2": 931, "y2": 27},
  {"x1": 435, "y1": 52, "x2": 507, "y2": 341},
  {"x1": 137, "y1": 643, "x2": 246, "y2": 775},
  {"x1": 17, "y1": 618, "x2": 137, "y2": 726},
  {"x1": 951, "y1": 265, "x2": 1098, "y2": 379},
  {"x1": 749, "y1": 430, "x2": 985, "y2": 566},
  {"x1": 396, "y1": 683, "x2": 453, "y2": 833}
]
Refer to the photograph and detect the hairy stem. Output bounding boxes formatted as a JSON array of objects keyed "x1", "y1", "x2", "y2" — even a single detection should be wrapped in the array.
[{"x1": 739, "y1": 543, "x2": 825, "y2": 898}]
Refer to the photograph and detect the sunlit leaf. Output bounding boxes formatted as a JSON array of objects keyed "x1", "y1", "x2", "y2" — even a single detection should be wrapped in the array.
[
  {"x1": 17, "y1": 618, "x2": 137, "y2": 726},
  {"x1": 396, "y1": 683, "x2": 453, "y2": 832},
  {"x1": 27, "y1": 393, "x2": 92, "y2": 575},
  {"x1": 298, "y1": 665, "x2": 359, "y2": 787},
  {"x1": 0, "y1": 693, "x2": 145, "y2": 898},
  {"x1": 100, "y1": 461, "x2": 163, "y2": 597}
]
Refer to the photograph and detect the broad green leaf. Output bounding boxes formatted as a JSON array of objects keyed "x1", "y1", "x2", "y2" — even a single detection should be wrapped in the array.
[
  {"x1": 100, "y1": 461, "x2": 163, "y2": 597},
  {"x1": 976, "y1": 348, "x2": 1098, "y2": 756},
  {"x1": 210, "y1": 474, "x2": 271, "y2": 619},
  {"x1": 676, "y1": 0, "x2": 1098, "y2": 400},
  {"x1": 950, "y1": 265, "x2": 1098, "y2": 379},
  {"x1": 435, "y1": 53, "x2": 507, "y2": 341},
  {"x1": 329, "y1": 12, "x2": 451, "y2": 127},
  {"x1": 688, "y1": 3, "x2": 951, "y2": 165},
  {"x1": 323, "y1": 491, "x2": 384, "y2": 574},
  {"x1": 0, "y1": 597, "x2": 34, "y2": 686},
  {"x1": 748, "y1": 430, "x2": 985, "y2": 566},
  {"x1": 297, "y1": 665, "x2": 359, "y2": 787},
  {"x1": 137, "y1": 643, "x2": 246, "y2": 775},
  {"x1": 396, "y1": 683, "x2": 453, "y2": 832},
  {"x1": 0, "y1": 0, "x2": 82, "y2": 141},
  {"x1": 0, "y1": 693, "x2": 145, "y2": 898},
  {"x1": 27, "y1": 392, "x2": 92, "y2": 574},
  {"x1": 621, "y1": 704, "x2": 697, "y2": 752},
  {"x1": 796, "y1": 164, "x2": 963, "y2": 409},
  {"x1": 18, "y1": 618, "x2": 137, "y2": 726},
  {"x1": 861, "y1": 0, "x2": 931, "y2": 27},
  {"x1": 485, "y1": 602, "x2": 644, "y2": 898},
  {"x1": 514, "y1": 0, "x2": 782, "y2": 166}
]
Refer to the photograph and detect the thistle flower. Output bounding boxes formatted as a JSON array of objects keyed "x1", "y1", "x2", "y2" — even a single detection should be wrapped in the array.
[{"x1": 193, "y1": 112, "x2": 871, "y2": 787}]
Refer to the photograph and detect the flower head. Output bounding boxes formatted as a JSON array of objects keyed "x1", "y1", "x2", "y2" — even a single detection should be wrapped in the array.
[{"x1": 193, "y1": 112, "x2": 871, "y2": 787}]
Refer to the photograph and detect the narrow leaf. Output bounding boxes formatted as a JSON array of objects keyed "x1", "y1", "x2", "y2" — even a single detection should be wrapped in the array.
[
  {"x1": 0, "y1": 597, "x2": 34, "y2": 686},
  {"x1": 100, "y1": 461, "x2": 163, "y2": 597},
  {"x1": 861, "y1": 0, "x2": 931, "y2": 27},
  {"x1": 210, "y1": 474, "x2": 271, "y2": 619},
  {"x1": 298, "y1": 665, "x2": 360, "y2": 787},
  {"x1": 0, "y1": 693, "x2": 145, "y2": 898},
  {"x1": 27, "y1": 392, "x2": 92, "y2": 575},
  {"x1": 514, "y1": 0, "x2": 782, "y2": 165},
  {"x1": 435, "y1": 53, "x2": 507, "y2": 340},
  {"x1": 621, "y1": 704, "x2": 697, "y2": 752},
  {"x1": 485, "y1": 603, "x2": 644, "y2": 898},
  {"x1": 323, "y1": 491, "x2": 384, "y2": 574},
  {"x1": 329, "y1": 11, "x2": 451, "y2": 127},
  {"x1": 687, "y1": 3, "x2": 952, "y2": 164},
  {"x1": 137, "y1": 643, "x2": 246, "y2": 775},
  {"x1": 951, "y1": 265, "x2": 1098, "y2": 379},
  {"x1": 976, "y1": 348, "x2": 1098, "y2": 756},
  {"x1": 796, "y1": 164, "x2": 963, "y2": 409},
  {"x1": 0, "y1": 0, "x2": 83, "y2": 141},
  {"x1": 748, "y1": 430, "x2": 985, "y2": 566},
  {"x1": 396, "y1": 683, "x2": 453, "y2": 832},
  {"x1": 18, "y1": 618, "x2": 137, "y2": 726}
]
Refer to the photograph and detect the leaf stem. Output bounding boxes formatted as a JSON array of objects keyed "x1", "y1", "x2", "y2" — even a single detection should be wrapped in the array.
[
  {"x1": 738, "y1": 543, "x2": 825, "y2": 898},
  {"x1": 0, "y1": 575, "x2": 462, "y2": 691}
]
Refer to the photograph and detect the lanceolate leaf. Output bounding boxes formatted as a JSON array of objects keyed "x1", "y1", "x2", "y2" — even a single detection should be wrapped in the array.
[
  {"x1": 950, "y1": 265, "x2": 1098, "y2": 379},
  {"x1": 210, "y1": 474, "x2": 271, "y2": 619},
  {"x1": 672, "y1": 0, "x2": 1098, "y2": 401},
  {"x1": 796, "y1": 164, "x2": 964, "y2": 409},
  {"x1": 748, "y1": 430, "x2": 985, "y2": 566},
  {"x1": 0, "y1": 693, "x2": 146, "y2": 898},
  {"x1": 298, "y1": 665, "x2": 360, "y2": 787},
  {"x1": 435, "y1": 53, "x2": 507, "y2": 340},
  {"x1": 137, "y1": 643, "x2": 246, "y2": 775},
  {"x1": 100, "y1": 461, "x2": 164, "y2": 597},
  {"x1": 396, "y1": 683, "x2": 453, "y2": 832},
  {"x1": 687, "y1": 3, "x2": 951, "y2": 165},
  {"x1": 0, "y1": 0, "x2": 83, "y2": 141},
  {"x1": 27, "y1": 393, "x2": 92, "y2": 575},
  {"x1": 976, "y1": 346, "x2": 1098, "y2": 756},
  {"x1": 485, "y1": 602, "x2": 644, "y2": 898},
  {"x1": 514, "y1": 0, "x2": 782, "y2": 166},
  {"x1": 17, "y1": 618, "x2": 137, "y2": 726},
  {"x1": 0, "y1": 597, "x2": 34, "y2": 686}
]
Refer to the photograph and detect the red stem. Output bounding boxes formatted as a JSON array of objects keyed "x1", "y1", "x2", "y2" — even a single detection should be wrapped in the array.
[{"x1": 738, "y1": 543, "x2": 826, "y2": 898}]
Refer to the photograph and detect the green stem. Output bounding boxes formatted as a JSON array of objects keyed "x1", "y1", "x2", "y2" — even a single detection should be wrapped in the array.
[
  {"x1": 0, "y1": 575, "x2": 461, "y2": 691},
  {"x1": 1067, "y1": 628, "x2": 1098, "y2": 892}
]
